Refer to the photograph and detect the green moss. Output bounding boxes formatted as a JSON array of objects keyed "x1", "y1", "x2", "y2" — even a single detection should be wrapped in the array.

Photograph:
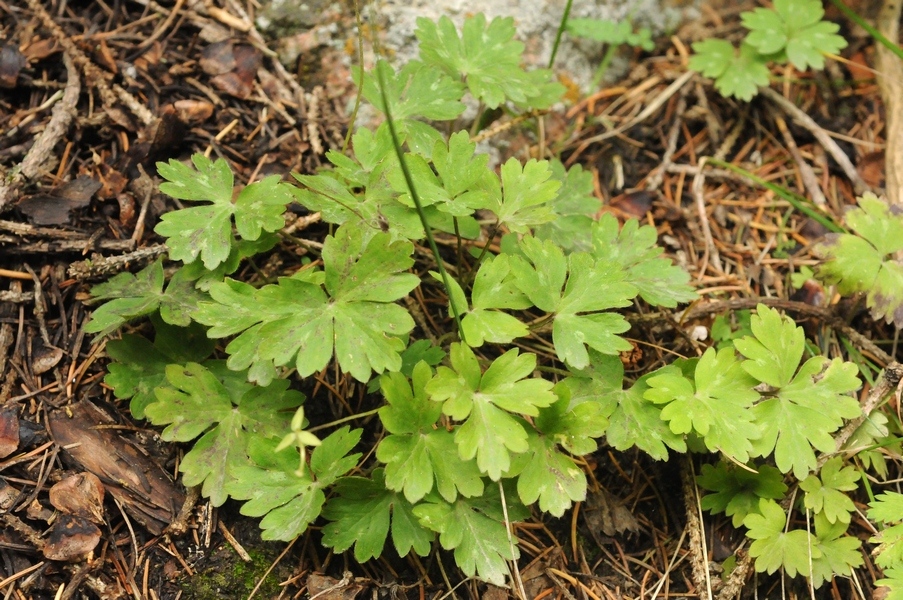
[{"x1": 180, "y1": 546, "x2": 284, "y2": 600}]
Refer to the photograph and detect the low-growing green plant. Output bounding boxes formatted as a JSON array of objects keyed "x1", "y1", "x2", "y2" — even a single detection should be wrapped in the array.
[
  {"x1": 566, "y1": 17, "x2": 655, "y2": 87},
  {"x1": 689, "y1": 0, "x2": 847, "y2": 100},
  {"x1": 84, "y1": 11, "x2": 903, "y2": 595}
]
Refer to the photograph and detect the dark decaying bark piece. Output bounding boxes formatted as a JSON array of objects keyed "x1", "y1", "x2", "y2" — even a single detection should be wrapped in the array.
[{"x1": 47, "y1": 401, "x2": 185, "y2": 535}]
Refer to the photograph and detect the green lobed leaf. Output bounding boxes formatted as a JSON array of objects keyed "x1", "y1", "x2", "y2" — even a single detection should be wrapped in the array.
[
  {"x1": 734, "y1": 304, "x2": 805, "y2": 388},
  {"x1": 646, "y1": 348, "x2": 761, "y2": 462},
  {"x1": 809, "y1": 514, "x2": 863, "y2": 588},
  {"x1": 744, "y1": 499, "x2": 821, "y2": 578},
  {"x1": 517, "y1": 431, "x2": 587, "y2": 517},
  {"x1": 534, "y1": 161, "x2": 599, "y2": 253},
  {"x1": 355, "y1": 60, "x2": 465, "y2": 122},
  {"x1": 491, "y1": 158, "x2": 561, "y2": 233},
  {"x1": 743, "y1": 0, "x2": 847, "y2": 71},
  {"x1": 226, "y1": 427, "x2": 362, "y2": 541},
  {"x1": 415, "y1": 14, "x2": 563, "y2": 109},
  {"x1": 321, "y1": 468, "x2": 434, "y2": 561},
  {"x1": 535, "y1": 381, "x2": 609, "y2": 456},
  {"x1": 425, "y1": 344, "x2": 555, "y2": 480},
  {"x1": 413, "y1": 486, "x2": 528, "y2": 586},
  {"x1": 800, "y1": 456, "x2": 858, "y2": 524},
  {"x1": 690, "y1": 40, "x2": 770, "y2": 101},
  {"x1": 377, "y1": 363, "x2": 484, "y2": 502},
  {"x1": 697, "y1": 462, "x2": 787, "y2": 527}
]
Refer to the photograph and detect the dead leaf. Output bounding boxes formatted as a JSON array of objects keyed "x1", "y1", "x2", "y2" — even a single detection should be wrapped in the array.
[
  {"x1": 584, "y1": 487, "x2": 640, "y2": 537},
  {"x1": 306, "y1": 573, "x2": 365, "y2": 600},
  {"x1": 0, "y1": 406, "x2": 19, "y2": 459},
  {"x1": 0, "y1": 44, "x2": 26, "y2": 89},
  {"x1": 48, "y1": 401, "x2": 185, "y2": 535},
  {"x1": 172, "y1": 99, "x2": 214, "y2": 123},
  {"x1": 49, "y1": 473, "x2": 105, "y2": 523},
  {"x1": 17, "y1": 176, "x2": 102, "y2": 225},
  {"x1": 609, "y1": 190, "x2": 655, "y2": 219},
  {"x1": 43, "y1": 514, "x2": 101, "y2": 562},
  {"x1": 200, "y1": 40, "x2": 236, "y2": 75},
  {"x1": 210, "y1": 45, "x2": 260, "y2": 99},
  {"x1": 32, "y1": 337, "x2": 64, "y2": 374},
  {"x1": 91, "y1": 39, "x2": 118, "y2": 74},
  {"x1": 21, "y1": 38, "x2": 60, "y2": 62},
  {"x1": 858, "y1": 151, "x2": 885, "y2": 189}
]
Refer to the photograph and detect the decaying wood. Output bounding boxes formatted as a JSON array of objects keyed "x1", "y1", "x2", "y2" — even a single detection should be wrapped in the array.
[
  {"x1": 47, "y1": 401, "x2": 185, "y2": 536},
  {"x1": 877, "y1": 0, "x2": 903, "y2": 203}
]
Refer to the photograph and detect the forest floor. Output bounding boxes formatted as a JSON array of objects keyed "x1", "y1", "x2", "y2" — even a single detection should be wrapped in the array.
[{"x1": 0, "y1": 0, "x2": 900, "y2": 599}]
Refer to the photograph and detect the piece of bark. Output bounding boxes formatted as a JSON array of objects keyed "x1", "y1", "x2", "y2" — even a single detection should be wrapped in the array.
[
  {"x1": 42, "y1": 514, "x2": 101, "y2": 562},
  {"x1": 47, "y1": 401, "x2": 185, "y2": 535},
  {"x1": 0, "y1": 406, "x2": 19, "y2": 459}
]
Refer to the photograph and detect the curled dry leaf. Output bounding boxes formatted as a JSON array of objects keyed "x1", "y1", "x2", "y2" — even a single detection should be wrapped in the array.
[
  {"x1": 0, "y1": 406, "x2": 19, "y2": 459},
  {"x1": 42, "y1": 514, "x2": 102, "y2": 562},
  {"x1": 49, "y1": 472, "x2": 106, "y2": 524}
]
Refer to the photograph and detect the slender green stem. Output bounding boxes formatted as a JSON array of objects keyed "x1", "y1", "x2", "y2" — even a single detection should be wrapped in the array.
[
  {"x1": 342, "y1": 0, "x2": 366, "y2": 153},
  {"x1": 828, "y1": 0, "x2": 903, "y2": 63},
  {"x1": 375, "y1": 66, "x2": 466, "y2": 340},
  {"x1": 705, "y1": 158, "x2": 845, "y2": 233},
  {"x1": 548, "y1": 0, "x2": 574, "y2": 69},
  {"x1": 307, "y1": 407, "x2": 381, "y2": 433},
  {"x1": 592, "y1": 44, "x2": 617, "y2": 89}
]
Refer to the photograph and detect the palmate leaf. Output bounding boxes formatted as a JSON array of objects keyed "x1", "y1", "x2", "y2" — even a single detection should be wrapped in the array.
[
  {"x1": 194, "y1": 225, "x2": 419, "y2": 384},
  {"x1": 492, "y1": 158, "x2": 561, "y2": 233},
  {"x1": 425, "y1": 343, "x2": 556, "y2": 480},
  {"x1": 321, "y1": 468, "x2": 434, "y2": 561},
  {"x1": 415, "y1": 14, "x2": 563, "y2": 109},
  {"x1": 737, "y1": 306, "x2": 861, "y2": 478},
  {"x1": 355, "y1": 60, "x2": 465, "y2": 122},
  {"x1": 563, "y1": 351, "x2": 685, "y2": 459},
  {"x1": 742, "y1": 0, "x2": 846, "y2": 70},
  {"x1": 535, "y1": 380, "x2": 609, "y2": 456},
  {"x1": 85, "y1": 260, "x2": 206, "y2": 337},
  {"x1": 800, "y1": 456, "x2": 858, "y2": 524},
  {"x1": 508, "y1": 236, "x2": 636, "y2": 369},
  {"x1": 590, "y1": 214, "x2": 696, "y2": 307},
  {"x1": 697, "y1": 461, "x2": 787, "y2": 527},
  {"x1": 155, "y1": 155, "x2": 293, "y2": 269},
  {"x1": 517, "y1": 430, "x2": 587, "y2": 517},
  {"x1": 105, "y1": 317, "x2": 214, "y2": 418},
  {"x1": 645, "y1": 347, "x2": 761, "y2": 462},
  {"x1": 226, "y1": 428, "x2": 362, "y2": 541},
  {"x1": 688, "y1": 40, "x2": 770, "y2": 101},
  {"x1": 145, "y1": 361, "x2": 304, "y2": 506},
  {"x1": 535, "y1": 161, "x2": 599, "y2": 253},
  {"x1": 376, "y1": 363, "x2": 484, "y2": 502},
  {"x1": 457, "y1": 254, "x2": 531, "y2": 347},
  {"x1": 413, "y1": 484, "x2": 529, "y2": 586},
  {"x1": 815, "y1": 193, "x2": 903, "y2": 327},
  {"x1": 809, "y1": 514, "x2": 863, "y2": 588},
  {"x1": 744, "y1": 499, "x2": 821, "y2": 578}
]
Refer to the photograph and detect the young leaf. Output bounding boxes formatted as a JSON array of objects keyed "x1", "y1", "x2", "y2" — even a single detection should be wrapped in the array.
[
  {"x1": 644, "y1": 348, "x2": 761, "y2": 462},
  {"x1": 590, "y1": 214, "x2": 696, "y2": 307},
  {"x1": 815, "y1": 193, "x2": 903, "y2": 327},
  {"x1": 461, "y1": 254, "x2": 531, "y2": 346},
  {"x1": 376, "y1": 363, "x2": 484, "y2": 502},
  {"x1": 688, "y1": 40, "x2": 770, "y2": 101},
  {"x1": 156, "y1": 156, "x2": 292, "y2": 269},
  {"x1": 734, "y1": 304, "x2": 804, "y2": 388},
  {"x1": 744, "y1": 499, "x2": 821, "y2": 577},
  {"x1": 145, "y1": 361, "x2": 304, "y2": 506},
  {"x1": 413, "y1": 487, "x2": 528, "y2": 586},
  {"x1": 742, "y1": 0, "x2": 847, "y2": 70},
  {"x1": 425, "y1": 343, "x2": 556, "y2": 480},
  {"x1": 415, "y1": 14, "x2": 563, "y2": 109},
  {"x1": 105, "y1": 318, "x2": 214, "y2": 418},
  {"x1": 800, "y1": 456, "x2": 858, "y2": 524},
  {"x1": 697, "y1": 462, "x2": 787, "y2": 527},
  {"x1": 809, "y1": 514, "x2": 863, "y2": 588},
  {"x1": 321, "y1": 468, "x2": 434, "y2": 561},
  {"x1": 567, "y1": 18, "x2": 654, "y2": 51},
  {"x1": 226, "y1": 427, "x2": 362, "y2": 541},
  {"x1": 509, "y1": 236, "x2": 636, "y2": 368}
]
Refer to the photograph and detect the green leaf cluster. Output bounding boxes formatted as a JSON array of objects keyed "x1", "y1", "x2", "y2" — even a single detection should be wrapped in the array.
[
  {"x1": 815, "y1": 192, "x2": 903, "y2": 328},
  {"x1": 689, "y1": 0, "x2": 847, "y2": 100}
]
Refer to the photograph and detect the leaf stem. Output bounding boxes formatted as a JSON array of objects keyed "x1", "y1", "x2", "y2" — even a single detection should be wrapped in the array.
[
  {"x1": 375, "y1": 65, "x2": 466, "y2": 340},
  {"x1": 307, "y1": 407, "x2": 381, "y2": 433},
  {"x1": 548, "y1": 0, "x2": 574, "y2": 69}
]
